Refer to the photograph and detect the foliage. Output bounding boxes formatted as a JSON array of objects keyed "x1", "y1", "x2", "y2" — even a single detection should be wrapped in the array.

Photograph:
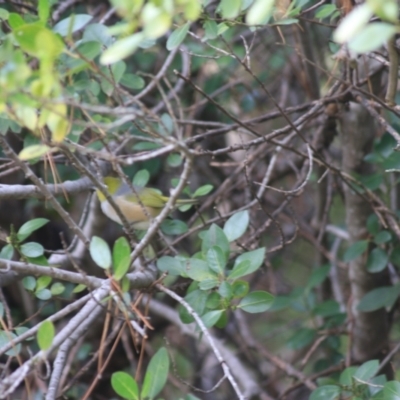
[
  {"x1": 111, "y1": 347, "x2": 169, "y2": 400},
  {"x1": 1, "y1": 0, "x2": 400, "y2": 399},
  {"x1": 310, "y1": 360, "x2": 400, "y2": 400}
]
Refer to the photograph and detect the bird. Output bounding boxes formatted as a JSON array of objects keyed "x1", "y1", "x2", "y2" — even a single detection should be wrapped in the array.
[{"x1": 96, "y1": 177, "x2": 197, "y2": 230}]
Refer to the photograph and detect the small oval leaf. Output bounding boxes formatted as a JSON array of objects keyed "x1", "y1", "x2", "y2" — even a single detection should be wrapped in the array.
[
  {"x1": 111, "y1": 371, "x2": 139, "y2": 400},
  {"x1": 37, "y1": 320, "x2": 55, "y2": 351},
  {"x1": 238, "y1": 291, "x2": 274, "y2": 313},
  {"x1": 90, "y1": 236, "x2": 111, "y2": 269}
]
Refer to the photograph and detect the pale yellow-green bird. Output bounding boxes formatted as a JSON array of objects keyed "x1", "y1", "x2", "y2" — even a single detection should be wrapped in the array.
[{"x1": 96, "y1": 177, "x2": 197, "y2": 230}]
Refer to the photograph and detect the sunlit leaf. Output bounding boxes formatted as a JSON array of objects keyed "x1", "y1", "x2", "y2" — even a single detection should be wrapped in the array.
[
  {"x1": 246, "y1": 0, "x2": 274, "y2": 25},
  {"x1": 349, "y1": 22, "x2": 397, "y2": 54},
  {"x1": 333, "y1": 3, "x2": 373, "y2": 43},
  {"x1": 100, "y1": 33, "x2": 145, "y2": 65},
  {"x1": 220, "y1": 0, "x2": 242, "y2": 19},
  {"x1": 111, "y1": 371, "x2": 139, "y2": 400},
  {"x1": 38, "y1": 0, "x2": 50, "y2": 23},
  {"x1": 37, "y1": 320, "x2": 55, "y2": 350}
]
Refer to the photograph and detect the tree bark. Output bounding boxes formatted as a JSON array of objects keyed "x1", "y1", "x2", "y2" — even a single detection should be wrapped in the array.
[{"x1": 340, "y1": 102, "x2": 391, "y2": 363}]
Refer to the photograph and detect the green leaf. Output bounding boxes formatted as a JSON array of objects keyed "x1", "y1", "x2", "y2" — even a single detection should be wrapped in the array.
[
  {"x1": 206, "y1": 292, "x2": 222, "y2": 309},
  {"x1": 313, "y1": 300, "x2": 340, "y2": 317},
  {"x1": 156, "y1": 113, "x2": 172, "y2": 136},
  {"x1": 120, "y1": 73, "x2": 145, "y2": 90},
  {"x1": 14, "y1": 25, "x2": 64, "y2": 59},
  {"x1": 354, "y1": 359, "x2": 379, "y2": 381},
  {"x1": 374, "y1": 230, "x2": 392, "y2": 244},
  {"x1": 167, "y1": 22, "x2": 190, "y2": 50},
  {"x1": 349, "y1": 23, "x2": 397, "y2": 54},
  {"x1": 22, "y1": 276, "x2": 36, "y2": 291},
  {"x1": 36, "y1": 275, "x2": 51, "y2": 291},
  {"x1": 75, "y1": 41, "x2": 102, "y2": 60},
  {"x1": 220, "y1": 0, "x2": 242, "y2": 19},
  {"x1": 83, "y1": 23, "x2": 113, "y2": 46},
  {"x1": 287, "y1": 328, "x2": 316, "y2": 350},
  {"x1": 203, "y1": 19, "x2": 218, "y2": 41},
  {"x1": 0, "y1": 8, "x2": 9, "y2": 21},
  {"x1": 38, "y1": 0, "x2": 50, "y2": 23},
  {"x1": 112, "y1": 237, "x2": 131, "y2": 281},
  {"x1": 161, "y1": 219, "x2": 188, "y2": 235},
  {"x1": 19, "y1": 144, "x2": 51, "y2": 161},
  {"x1": 333, "y1": 3, "x2": 373, "y2": 43},
  {"x1": 201, "y1": 310, "x2": 224, "y2": 328},
  {"x1": 384, "y1": 381, "x2": 400, "y2": 400},
  {"x1": 193, "y1": 184, "x2": 213, "y2": 197},
  {"x1": 238, "y1": 291, "x2": 274, "y2": 313},
  {"x1": 367, "y1": 214, "x2": 380, "y2": 235},
  {"x1": 26, "y1": 255, "x2": 48, "y2": 266},
  {"x1": 390, "y1": 247, "x2": 400, "y2": 267},
  {"x1": 360, "y1": 173, "x2": 382, "y2": 190},
  {"x1": 8, "y1": 13, "x2": 24, "y2": 29},
  {"x1": 17, "y1": 218, "x2": 49, "y2": 242},
  {"x1": 315, "y1": 4, "x2": 337, "y2": 19},
  {"x1": 141, "y1": 347, "x2": 170, "y2": 400},
  {"x1": 111, "y1": 371, "x2": 139, "y2": 400},
  {"x1": 110, "y1": 61, "x2": 126, "y2": 83},
  {"x1": 184, "y1": 258, "x2": 218, "y2": 282},
  {"x1": 366, "y1": 248, "x2": 388, "y2": 273},
  {"x1": 20, "y1": 242, "x2": 44, "y2": 258},
  {"x1": 133, "y1": 170, "x2": 150, "y2": 188},
  {"x1": 100, "y1": 32, "x2": 144, "y2": 65},
  {"x1": 142, "y1": 4, "x2": 171, "y2": 39},
  {"x1": 50, "y1": 282, "x2": 65, "y2": 296},
  {"x1": 228, "y1": 260, "x2": 251, "y2": 280},
  {"x1": 37, "y1": 320, "x2": 55, "y2": 351},
  {"x1": 246, "y1": 0, "x2": 274, "y2": 25},
  {"x1": 73, "y1": 283, "x2": 87, "y2": 293},
  {"x1": 306, "y1": 265, "x2": 330, "y2": 289},
  {"x1": 157, "y1": 256, "x2": 184, "y2": 276},
  {"x1": 218, "y1": 281, "x2": 233, "y2": 299},
  {"x1": 0, "y1": 331, "x2": 21, "y2": 356},
  {"x1": 53, "y1": 14, "x2": 93, "y2": 36},
  {"x1": 339, "y1": 366, "x2": 358, "y2": 385},
  {"x1": 199, "y1": 278, "x2": 219, "y2": 290},
  {"x1": 167, "y1": 153, "x2": 183, "y2": 167},
  {"x1": 357, "y1": 284, "x2": 400, "y2": 312},
  {"x1": 0, "y1": 244, "x2": 14, "y2": 260},
  {"x1": 90, "y1": 236, "x2": 111, "y2": 269},
  {"x1": 343, "y1": 240, "x2": 369, "y2": 262},
  {"x1": 35, "y1": 288, "x2": 52, "y2": 300},
  {"x1": 206, "y1": 246, "x2": 226, "y2": 275},
  {"x1": 310, "y1": 385, "x2": 341, "y2": 400},
  {"x1": 229, "y1": 247, "x2": 265, "y2": 279},
  {"x1": 232, "y1": 280, "x2": 249, "y2": 298},
  {"x1": 179, "y1": 289, "x2": 207, "y2": 323},
  {"x1": 223, "y1": 210, "x2": 249, "y2": 241},
  {"x1": 202, "y1": 224, "x2": 230, "y2": 259}
]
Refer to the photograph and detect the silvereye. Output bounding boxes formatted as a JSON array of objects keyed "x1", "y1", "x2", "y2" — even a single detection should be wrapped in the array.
[{"x1": 96, "y1": 177, "x2": 196, "y2": 230}]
